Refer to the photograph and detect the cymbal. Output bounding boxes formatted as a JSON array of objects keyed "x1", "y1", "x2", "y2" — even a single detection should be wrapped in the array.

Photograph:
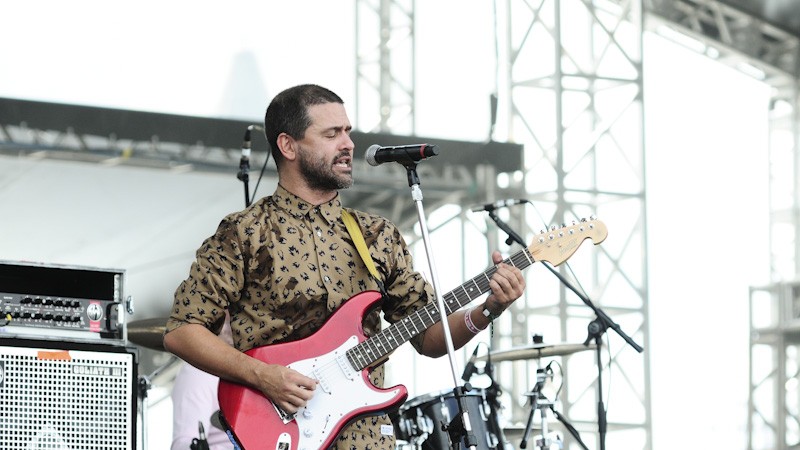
[
  {"x1": 476, "y1": 342, "x2": 595, "y2": 363},
  {"x1": 127, "y1": 317, "x2": 169, "y2": 351}
]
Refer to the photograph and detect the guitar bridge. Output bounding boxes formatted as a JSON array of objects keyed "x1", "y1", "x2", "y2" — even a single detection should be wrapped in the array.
[{"x1": 272, "y1": 401, "x2": 296, "y2": 424}]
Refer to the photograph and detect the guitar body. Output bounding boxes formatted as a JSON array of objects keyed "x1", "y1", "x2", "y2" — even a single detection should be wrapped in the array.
[{"x1": 217, "y1": 290, "x2": 408, "y2": 450}]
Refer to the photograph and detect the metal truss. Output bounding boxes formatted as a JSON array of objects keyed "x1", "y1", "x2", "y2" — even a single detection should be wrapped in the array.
[
  {"x1": 640, "y1": 2, "x2": 800, "y2": 449},
  {"x1": 355, "y1": 0, "x2": 416, "y2": 134},
  {"x1": 749, "y1": 281, "x2": 800, "y2": 450},
  {"x1": 748, "y1": 80, "x2": 800, "y2": 449},
  {"x1": 494, "y1": 1, "x2": 650, "y2": 449},
  {"x1": 645, "y1": 0, "x2": 799, "y2": 81},
  {"x1": 641, "y1": 0, "x2": 800, "y2": 278},
  {"x1": 0, "y1": 116, "x2": 515, "y2": 234}
]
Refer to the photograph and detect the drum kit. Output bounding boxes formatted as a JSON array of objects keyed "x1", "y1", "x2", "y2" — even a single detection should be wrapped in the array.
[
  {"x1": 393, "y1": 338, "x2": 595, "y2": 450},
  {"x1": 127, "y1": 317, "x2": 592, "y2": 450}
]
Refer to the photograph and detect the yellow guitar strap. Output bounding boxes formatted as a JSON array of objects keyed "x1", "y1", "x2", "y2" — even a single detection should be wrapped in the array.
[{"x1": 341, "y1": 209, "x2": 386, "y2": 295}]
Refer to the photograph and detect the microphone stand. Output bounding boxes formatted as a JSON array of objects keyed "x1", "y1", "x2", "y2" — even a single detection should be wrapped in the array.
[
  {"x1": 403, "y1": 162, "x2": 477, "y2": 450},
  {"x1": 486, "y1": 210, "x2": 644, "y2": 450},
  {"x1": 237, "y1": 146, "x2": 251, "y2": 208}
]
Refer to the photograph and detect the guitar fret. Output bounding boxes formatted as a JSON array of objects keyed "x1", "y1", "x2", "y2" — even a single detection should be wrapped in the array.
[
  {"x1": 444, "y1": 292, "x2": 457, "y2": 313},
  {"x1": 462, "y1": 283, "x2": 476, "y2": 301},
  {"x1": 470, "y1": 279, "x2": 482, "y2": 295},
  {"x1": 375, "y1": 336, "x2": 387, "y2": 352},
  {"x1": 422, "y1": 305, "x2": 436, "y2": 326},
  {"x1": 348, "y1": 348, "x2": 365, "y2": 369},
  {"x1": 408, "y1": 315, "x2": 421, "y2": 334},
  {"x1": 388, "y1": 325, "x2": 402, "y2": 349},
  {"x1": 366, "y1": 338, "x2": 381, "y2": 359},
  {"x1": 400, "y1": 317, "x2": 412, "y2": 337}
]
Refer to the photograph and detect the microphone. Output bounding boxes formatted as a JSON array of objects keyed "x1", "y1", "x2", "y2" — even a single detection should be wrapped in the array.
[
  {"x1": 237, "y1": 126, "x2": 255, "y2": 181},
  {"x1": 461, "y1": 345, "x2": 480, "y2": 382},
  {"x1": 365, "y1": 143, "x2": 439, "y2": 166},
  {"x1": 470, "y1": 198, "x2": 528, "y2": 213}
]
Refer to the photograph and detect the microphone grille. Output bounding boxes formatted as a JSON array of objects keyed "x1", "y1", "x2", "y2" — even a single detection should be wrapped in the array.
[{"x1": 365, "y1": 144, "x2": 382, "y2": 166}]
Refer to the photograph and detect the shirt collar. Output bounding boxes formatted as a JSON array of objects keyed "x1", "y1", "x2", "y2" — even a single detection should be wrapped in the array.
[{"x1": 272, "y1": 184, "x2": 342, "y2": 226}]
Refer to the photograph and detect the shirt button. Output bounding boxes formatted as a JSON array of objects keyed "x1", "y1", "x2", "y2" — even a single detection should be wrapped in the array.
[
  {"x1": 324, "y1": 276, "x2": 331, "y2": 283},
  {"x1": 316, "y1": 230, "x2": 322, "y2": 237}
]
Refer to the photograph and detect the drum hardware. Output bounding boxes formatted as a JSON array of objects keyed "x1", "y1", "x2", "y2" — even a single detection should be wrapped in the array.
[
  {"x1": 518, "y1": 361, "x2": 588, "y2": 450},
  {"x1": 393, "y1": 387, "x2": 505, "y2": 450},
  {"x1": 444, "y1": 385, "x2": 481, "y2": 450},
  {"x1": 190, "y1": 421, "x2": 210, "y2": 450},
  {"x1": 127, "y1": 316, "x2": 181, "y2": 450},
  {"x1": 137, "y1": 354, "x2": 181, "y2": 450},
  {"x1": 127, "y1": 316, "x2": 170, "y2": 351}
]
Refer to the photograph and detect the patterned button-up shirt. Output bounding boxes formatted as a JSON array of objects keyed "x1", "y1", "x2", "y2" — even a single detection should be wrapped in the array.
[{"x1": 166, "y1": 184, "x2": 435, "y2": 450}]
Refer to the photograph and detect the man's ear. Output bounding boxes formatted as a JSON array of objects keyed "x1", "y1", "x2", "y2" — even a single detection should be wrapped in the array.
[{"x1": 276, "y1": 133, "x2": 296, "y2": 161}]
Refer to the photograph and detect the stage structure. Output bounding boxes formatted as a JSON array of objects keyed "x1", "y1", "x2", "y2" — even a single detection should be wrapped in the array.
[
  {"x1": 0, "y1": 97, "x2": 523, "y2": 234},
  {"x1": 637, "y1": 1, "x2": 800, "y2": 449},
  {"x1": 355, "y1": 1, "x2": 650, "y2": 449},
  {"x1": 354, "y1": 1, "x2": 800, "y2": 449},
  {"x1": 495, "y1": 2, "x2": 649, "y2": 449},
  {"x1": 355, "y1": 0, "x2": 416, "y2": 135}
]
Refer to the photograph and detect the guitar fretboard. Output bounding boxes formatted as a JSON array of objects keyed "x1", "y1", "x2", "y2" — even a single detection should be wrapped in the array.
[{"x1": 345, "y1": 248, "x2": 535, "y2": 370}]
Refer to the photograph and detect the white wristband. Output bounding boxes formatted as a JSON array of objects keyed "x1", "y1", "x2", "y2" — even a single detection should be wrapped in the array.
[{"x1": 464, "y1": 306, "x2": 486, "y2": 334}]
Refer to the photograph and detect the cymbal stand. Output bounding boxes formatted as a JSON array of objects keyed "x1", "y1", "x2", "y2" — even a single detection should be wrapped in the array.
[
  {"x1": 520, "y1": 366, "x2": 559, "y2": 450},
  {"x1": 137, "y1": 355, "x2": 179, "y2": 450}
]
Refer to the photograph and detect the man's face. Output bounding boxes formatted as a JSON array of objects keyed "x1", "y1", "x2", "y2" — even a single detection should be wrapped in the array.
[{"x1": 295, "y1": 102, "x2": 354, "y2": 191}]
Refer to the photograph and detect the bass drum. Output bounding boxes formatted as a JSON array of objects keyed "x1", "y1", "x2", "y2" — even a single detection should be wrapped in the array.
[{"x1": 393, "y1": 388, "x2": 505, "y2": 450}]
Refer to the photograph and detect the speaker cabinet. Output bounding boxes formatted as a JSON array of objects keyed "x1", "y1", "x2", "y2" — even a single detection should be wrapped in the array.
[{"x1": 0, "y1": 339, "x2": 138, "y2": 449}]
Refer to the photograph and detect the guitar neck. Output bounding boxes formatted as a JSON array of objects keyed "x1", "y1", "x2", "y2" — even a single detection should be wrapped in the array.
[{"x1": 346, "y1": 248, "x2": 535, "y2": 370}]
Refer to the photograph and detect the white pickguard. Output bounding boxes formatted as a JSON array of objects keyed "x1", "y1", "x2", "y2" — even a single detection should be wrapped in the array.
[{"x1": 286, "y1": 335, "x2": 402, "y2": 450}]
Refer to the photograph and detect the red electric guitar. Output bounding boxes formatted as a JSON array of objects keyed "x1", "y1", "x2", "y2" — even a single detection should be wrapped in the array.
[{"x1": 217, "y1": 218, "x2": 607, "y2": 450}]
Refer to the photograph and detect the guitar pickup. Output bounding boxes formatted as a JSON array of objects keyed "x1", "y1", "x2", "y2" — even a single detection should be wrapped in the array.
[
  {"x1": 311, "y1": 368, "x2": 330, "y2": 393},
  {"x1": 336, "y1": 354, "x2": 356, "y2": 381}
]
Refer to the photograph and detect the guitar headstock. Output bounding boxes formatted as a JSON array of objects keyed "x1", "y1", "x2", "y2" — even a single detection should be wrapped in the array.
[{"x1": 528, "y1": 218, "x2": 607, "y2": 266}]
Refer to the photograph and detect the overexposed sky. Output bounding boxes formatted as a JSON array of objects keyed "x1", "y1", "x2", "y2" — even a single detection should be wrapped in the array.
[{"x1": 1, "y1": 2, "x2": 775, "y2": 450}]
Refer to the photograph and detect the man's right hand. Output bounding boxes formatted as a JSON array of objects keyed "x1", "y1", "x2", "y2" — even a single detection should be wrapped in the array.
[{"x1": 257, "y1": 364, "x2": 318, "y2": 414}]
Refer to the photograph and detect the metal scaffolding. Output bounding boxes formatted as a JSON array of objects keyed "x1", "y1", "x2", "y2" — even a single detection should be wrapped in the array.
[
  {"x1": 355, "y1": 1, "x2": 651, "y2": 449},
  {"x1": 355, "y1": 0, "x2": 417, "y2": 134},
  {"x1": 495, "y1": 1, "x2": 649, "y2": 449}
]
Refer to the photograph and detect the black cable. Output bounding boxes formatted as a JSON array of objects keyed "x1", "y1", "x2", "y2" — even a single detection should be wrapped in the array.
[{"x1": 247, "y1": 125, "x2": 269, "y2": 206}]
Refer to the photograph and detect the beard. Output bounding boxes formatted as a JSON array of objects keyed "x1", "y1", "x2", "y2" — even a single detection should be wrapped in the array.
[{"x1": 297, "y1": 146, "x2": 353, "y2": 191}]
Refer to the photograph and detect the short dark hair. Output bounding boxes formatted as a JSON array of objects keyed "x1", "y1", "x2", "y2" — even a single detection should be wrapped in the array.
[{"x1": 264, "y1": 84, "x2": 344, "y2": 169}]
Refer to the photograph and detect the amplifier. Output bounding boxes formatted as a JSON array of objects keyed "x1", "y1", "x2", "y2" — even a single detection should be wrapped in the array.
[
  {"x1": 0, "y1": 338, "x2": 138, "y2": 449},
  {"x1": 0, "y1": 260, "x2": 128, "y2": 343}
]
